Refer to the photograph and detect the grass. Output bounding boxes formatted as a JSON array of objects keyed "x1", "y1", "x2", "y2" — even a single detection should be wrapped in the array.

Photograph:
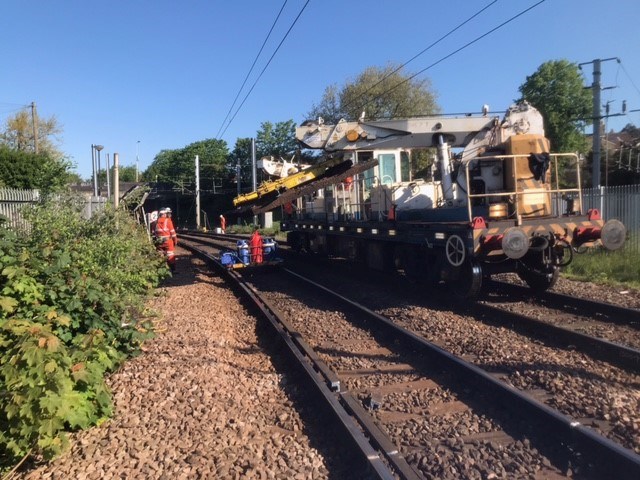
[
  {"x1": 563, "y1": 245, "x2": 640, "y2": 289},
  {"x1": 227, "y1": 221, "x2": 286, "y2": 240}
]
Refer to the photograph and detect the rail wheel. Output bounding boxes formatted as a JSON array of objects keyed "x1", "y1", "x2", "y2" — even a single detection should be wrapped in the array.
[
  {"x1": 402, "y1": 246, "x2": 425, "y2": 282},
  {"x1": 287, "y1": 232, "x2": 303, "y2": 253},
  {"x1": 516, "y1": 261, "x2": 559, "y2": 292},
  {"x1": 448, "y1": 259, "x2": 483, "y2": 299}
]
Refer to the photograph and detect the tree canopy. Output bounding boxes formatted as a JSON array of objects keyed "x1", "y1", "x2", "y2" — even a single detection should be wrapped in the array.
[
  {"x1": 517, "y1": 59, "x2": 592, "y2": 153},
  {"x1": 0, "y1": 110, "x2": 63, "y2": 159},
  {"x1": 229, "y1": 120, "x2": 303, "y2": 191},
  {"x1": 306, "y1": 64, "x2": 440, "y2": 123},
  {"x1": 0, "y1": 145, "x2": 73, "y2": 192},
  {"x1": 0, "y1": 110, "x2": 74, "y2": 191},
  {"x1": 143, "y1": 138, "x2": 228, "y2": 189},
  {"x1": 256, "y1": 120, "x2": 297, "y2": 159}
]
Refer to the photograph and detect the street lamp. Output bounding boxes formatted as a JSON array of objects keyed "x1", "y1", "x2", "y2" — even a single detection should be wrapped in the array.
[
  {"x1": 94, "y1": 145, "x2": 104, "y2": 196},
  {"x1": 91, "y1": 144, "x2": 97, "y2": 196},
  {"x1": 136, "y1": 140, "x2": 140, "y2": 182}
]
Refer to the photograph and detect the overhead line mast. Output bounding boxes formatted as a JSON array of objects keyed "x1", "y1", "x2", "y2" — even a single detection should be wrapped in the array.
[{"x1": 579, "y1": 57, "x2": 621, "y2": 188}]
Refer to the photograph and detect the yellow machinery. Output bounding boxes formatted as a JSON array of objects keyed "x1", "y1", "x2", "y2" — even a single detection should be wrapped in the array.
[{"x1": 233, "y1": 156, "x2": 347, "y2": 207}]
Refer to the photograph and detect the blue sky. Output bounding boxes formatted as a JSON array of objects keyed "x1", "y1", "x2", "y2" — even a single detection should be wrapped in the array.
[{"x1": 1, "y1": 0, "x2": 639, "y2": 180}]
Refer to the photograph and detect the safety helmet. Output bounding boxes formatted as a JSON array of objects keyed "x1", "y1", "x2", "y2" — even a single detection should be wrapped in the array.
[{"x1": 165, "y1": 207, "x2": 172, "y2": 214}]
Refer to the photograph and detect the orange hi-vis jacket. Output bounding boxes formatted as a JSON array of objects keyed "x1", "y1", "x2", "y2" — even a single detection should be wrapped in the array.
[
  {"x1": 249, "y1": 231, "x2": 263, "y2": 264},
  {"x1": 155, "y1": 216, "x2": 177, "y2": 244}
]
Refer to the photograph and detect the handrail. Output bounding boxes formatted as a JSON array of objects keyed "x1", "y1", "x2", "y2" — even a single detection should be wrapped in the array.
[{"x1": 464, "y1": 153, "x2": 581, "y2": 223}]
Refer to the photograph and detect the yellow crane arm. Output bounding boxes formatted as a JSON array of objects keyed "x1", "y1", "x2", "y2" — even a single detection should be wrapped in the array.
[{"x1": 233, "y1": 156, "x2": 346, "y2": 207}]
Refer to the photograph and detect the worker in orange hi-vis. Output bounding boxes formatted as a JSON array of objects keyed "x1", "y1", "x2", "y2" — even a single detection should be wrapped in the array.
[
  {"x1": 219, "y1": 214, "x2": 227, "y2": 233},
  {"x1": 155, "y1": 208, "x2": 178, "y2": 272},
  {"x1": 249, "y1": 228, "x2": 263, "y2": 264},
  {"x1": 283, "y1": 201, "x2": 295, "y2": 220}
]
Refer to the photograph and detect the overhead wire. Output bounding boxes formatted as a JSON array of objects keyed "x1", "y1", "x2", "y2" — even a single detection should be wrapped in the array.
[
  {"x1": 215, "y1": 1, "x2": 289, "y2": 139},
  {"x1": 219, "y1": 0, "x2": 312, "y2": 139},
  {"x1": 340, "y1": 0, "x2": 498, "y2": 114},
  {"x1": 619, "y1": 60, "x2": 640, "y2": 111},
  {"x1": 350, "y1": 0, "x2": 547, "y2": 117},
  {"x1": 0, "y1": 102, "x2": 30, "y2": 117}
]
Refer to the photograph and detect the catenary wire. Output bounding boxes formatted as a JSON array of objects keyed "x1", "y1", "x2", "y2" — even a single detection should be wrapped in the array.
[
  {"x1": 620, "y1": 60, "x2": 640, "y2": 99},
  {"x1": 340, "y1": 0, "x2": 498, "y2": 115},
  {"x1": 219, "y1": 0, "x2": 312, "y2": 139},
  {"x1": 215, "y1": 1, "x2": 289, "y2": 139},
  {"x1": 350, "y1": 0, "x2": 547, "y2": 117}
]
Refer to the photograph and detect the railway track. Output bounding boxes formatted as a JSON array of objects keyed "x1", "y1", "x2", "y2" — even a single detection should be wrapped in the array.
[
  {"x1": 179, "y1": 234, "x2": 640, "y2": 479},
  {"x1": 181, "y1": 232, "x2": 640, "y2": 369}
]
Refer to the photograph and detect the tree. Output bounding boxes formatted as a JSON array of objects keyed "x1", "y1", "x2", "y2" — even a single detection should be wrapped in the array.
[
  {"x1": 227, "y1": 121, "x2": 306, "y2": 193},
  {"x1": 306, "y1": 64, "x2": 440, "y2": 122},
  {"x1": 306, "y1": 64, "x2": 440, "y2": 177},
  {"x1": 143, "y1": 139, "x2": 229, "y2": 189},
  {"x1": 117, "y1": 165, "x2": 138, "y2": 182},
  {"x1": 256, "y1": 120, "x2": 298, "y2": 159},
  {"x1": 65, "y1": 172, "x2": 84, "y2": 185},
  {"x1": 517, "y1": 60, "x2": 592, "y2": 153},
  {"x1": 306, "y1": 84, "x2": 343, "y2": 124},
  {"x1": 0, "y1": 109, "x2": 75, "y2": 191},
  {"x1": 0, "y1": 145, "x2": 73, "y2": 192},
  {"x1": 0, "y1": 110, "x2": 63, "y2": 159},
  {"x1": 228, "y1": 138, "x2": 253, "y2": 191},
  {"x1": 621, "y1": 123, "x2": 640, "y2": 139}
]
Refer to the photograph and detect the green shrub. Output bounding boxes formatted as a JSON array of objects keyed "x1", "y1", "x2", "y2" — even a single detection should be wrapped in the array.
[{"x1": 0, "y1": 195, "x2": 168, "y2": 470}]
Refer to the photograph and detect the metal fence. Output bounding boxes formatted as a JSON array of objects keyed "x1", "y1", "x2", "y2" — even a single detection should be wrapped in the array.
[
  {"x1": 0, "y1": 189, "x2": 109, "y2": 230},
  {"x1": 0, "y1": 188, "x2": 40, "y2": 230},
  {"x1": 582, "y1": 184, "x2": 640, "y2": 253}
]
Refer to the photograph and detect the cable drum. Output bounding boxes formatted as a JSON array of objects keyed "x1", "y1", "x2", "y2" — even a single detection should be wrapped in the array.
[{"x1": 502, "y1": 227, "x2": 529, "y2": 259}]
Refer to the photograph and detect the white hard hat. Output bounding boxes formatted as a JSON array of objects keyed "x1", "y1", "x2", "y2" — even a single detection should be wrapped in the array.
[{"x1": 165, "y1": 207, "x2": 172, "y2": 213}]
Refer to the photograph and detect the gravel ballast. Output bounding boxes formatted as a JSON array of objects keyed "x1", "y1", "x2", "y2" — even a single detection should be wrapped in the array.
[{"x1": 16, "y1": 252, "x2": 349, "y2": 480}]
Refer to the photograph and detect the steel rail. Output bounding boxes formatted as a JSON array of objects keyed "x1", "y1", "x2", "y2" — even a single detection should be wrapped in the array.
[
  {"x1": 486, "y1": 279, "x2": 640, "y2": 327},
  {"x1": 467, "y1": 302, "x2": 640, "y2": 373},
  {"x1": 179, "y1": 239, "x2": 414, "y2": 480},
  {"x1": 282, "y1": 268, "x2": 640, "y2": 479}
]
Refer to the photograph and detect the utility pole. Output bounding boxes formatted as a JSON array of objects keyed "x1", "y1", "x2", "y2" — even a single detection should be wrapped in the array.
[
  {"x1": 579, "y1": 57, "x2": 619, "y2": 188},
  {"x1": 195, "y1": 155, "x2": 201, "y2": 230},
  {"x1": 113, "y1": 153, "x2": 120, "y2": 208},
  {"x1": 136, "y1": 140, "x2": 140, "y2": 182},
  {"x1": 30, "y1": 102, "x2": 39, "y2": 154},
  {"x1": 91, "y1": 144, "x2": 98, "y2": 196},
  {"x1": 106, "y1": 153, "x2": 111, "y2": 200},
  {"x1": 251, "y1": 138, "x2": 257, "y2": 226}
]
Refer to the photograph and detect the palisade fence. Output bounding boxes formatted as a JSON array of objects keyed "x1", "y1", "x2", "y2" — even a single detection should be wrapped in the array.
[
  {"x1": 581, "y1": 184, "x2": 640, "y2": 253},
  {"x1": 0, "y1": 188, "x2": 107, "y2": 230},
  {"x1": 0, "y1": 188, "x2": 41, "y2": 230}
]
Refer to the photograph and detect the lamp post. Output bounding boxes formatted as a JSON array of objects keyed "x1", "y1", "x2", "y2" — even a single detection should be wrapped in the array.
[
  {"x1": 94, "y1": 145, "x2": 104, "y2": 196},
  {"x1": 136, "y1": 140, "x2": 140, "y2": 182},
  {"x1": 91, "y1": 144, "x2": 98, "y2": 196}
]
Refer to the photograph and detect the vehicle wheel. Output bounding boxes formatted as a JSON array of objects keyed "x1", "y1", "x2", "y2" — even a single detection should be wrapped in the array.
[
  {"x1": 516, "y1": 262, "x2": 559, "y2": 292},
  {"x1": 448, "y1": 260, "x2": 483, "y2": 299}
]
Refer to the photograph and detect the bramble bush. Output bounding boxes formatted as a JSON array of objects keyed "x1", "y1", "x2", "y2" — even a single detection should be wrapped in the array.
[{"x1": 0, "y1": 196, "x2": 169, "y2": 471}]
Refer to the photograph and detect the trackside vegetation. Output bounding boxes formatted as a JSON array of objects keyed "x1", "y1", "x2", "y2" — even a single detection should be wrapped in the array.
[
  {"x1": 0, "y1": 196, "x2": 169, "y2": 473},
  {"x1": 563, "y1": 242, "x2": 640, "y2": 289}
]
